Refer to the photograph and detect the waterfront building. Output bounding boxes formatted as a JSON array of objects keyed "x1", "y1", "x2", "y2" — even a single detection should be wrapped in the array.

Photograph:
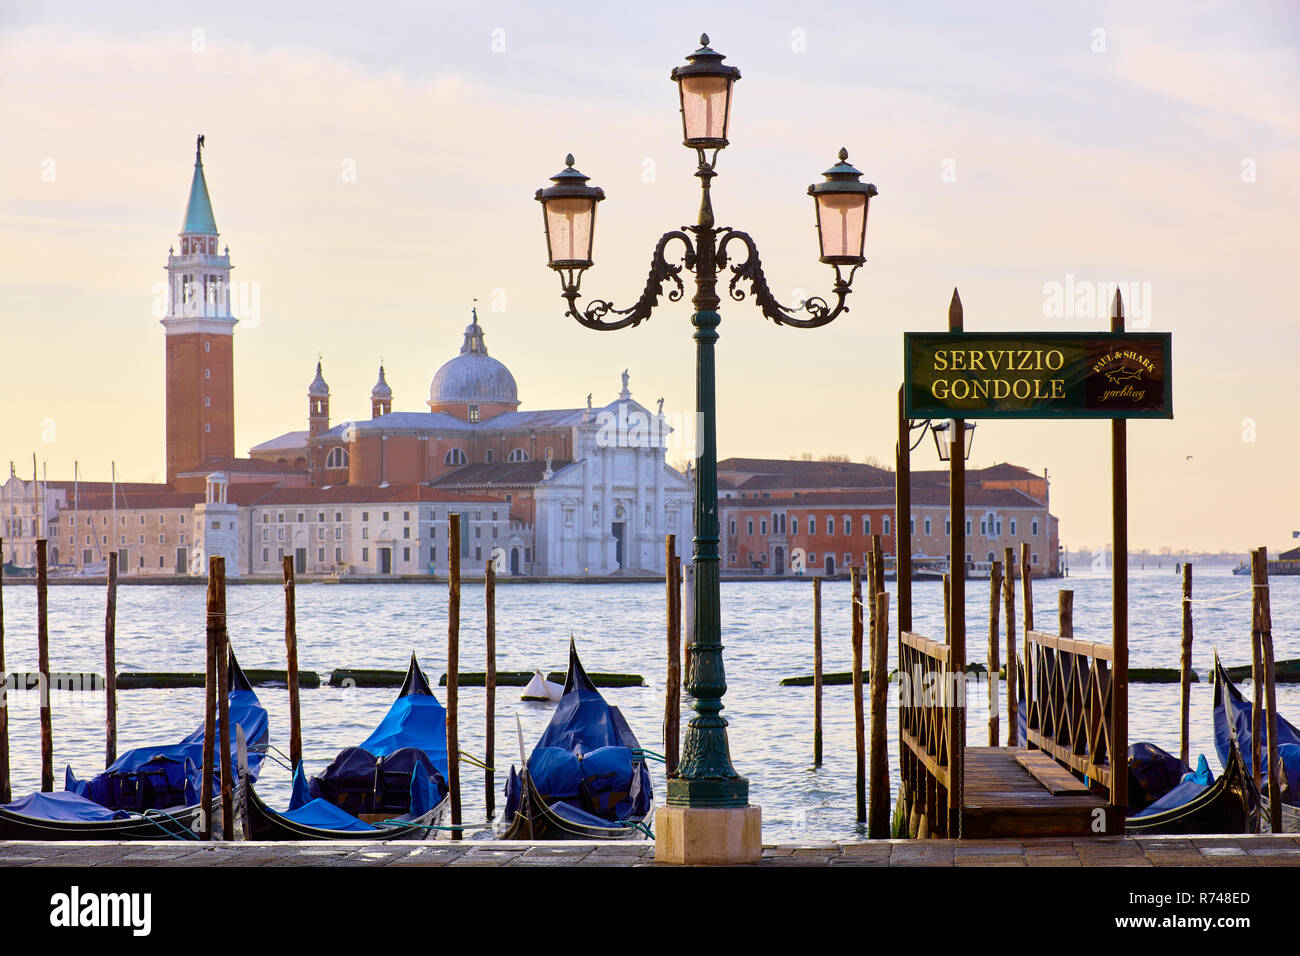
[{"x1": 718, "y1": 458, "x2": 1060, "y2": 576}]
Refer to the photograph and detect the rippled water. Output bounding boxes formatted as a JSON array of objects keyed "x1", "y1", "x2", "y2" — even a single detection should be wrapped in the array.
[{"x1": 1, "y1": 567, "x2": 1296, "y2": 841}]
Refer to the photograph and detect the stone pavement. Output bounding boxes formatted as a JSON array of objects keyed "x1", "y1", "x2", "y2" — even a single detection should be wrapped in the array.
[{"x1": 2, "y1": 834, "x2": 1299, "y2": 866}]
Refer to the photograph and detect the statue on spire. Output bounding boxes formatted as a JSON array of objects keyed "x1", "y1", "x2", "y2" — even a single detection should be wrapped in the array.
[
  {"x1": 196, "y1": 133, "x2": 205, "y2": 157},
  {"x1": 619, "y1": 369, "x2": 631, "y2": 400}
]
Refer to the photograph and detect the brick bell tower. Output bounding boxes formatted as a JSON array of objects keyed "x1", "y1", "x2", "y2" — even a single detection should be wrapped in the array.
[{"x1": 162, "y1": 135, "x2": 237, "y2": 484}]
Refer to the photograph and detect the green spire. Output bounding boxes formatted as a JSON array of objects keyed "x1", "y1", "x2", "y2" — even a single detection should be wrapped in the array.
[{"x1": 182, "y1": 136, "x2": 218, "y2": 236}]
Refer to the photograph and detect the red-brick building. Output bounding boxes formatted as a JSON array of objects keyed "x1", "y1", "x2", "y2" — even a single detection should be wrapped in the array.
[{"x1": 718, "y1": 458, "x2": 1060, "y2": 576}]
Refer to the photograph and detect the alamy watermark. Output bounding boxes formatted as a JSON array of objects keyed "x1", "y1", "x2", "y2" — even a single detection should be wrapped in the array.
[{"x1": 1042, "y1": 274, "x2": 1151, "y2": 328}]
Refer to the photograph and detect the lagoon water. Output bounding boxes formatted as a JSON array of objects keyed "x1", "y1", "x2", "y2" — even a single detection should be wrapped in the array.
[{"x1": 2, "y1": 567, "x2": 1296, "y2": 841}]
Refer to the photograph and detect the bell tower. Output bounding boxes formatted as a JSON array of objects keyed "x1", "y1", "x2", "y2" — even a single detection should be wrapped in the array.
[
  {"x1": 162, "y1": 134, "x2": 237, "y2": 484},
  {"x1": 371, "y1": 365, "x2": 393, "y2": 418}
]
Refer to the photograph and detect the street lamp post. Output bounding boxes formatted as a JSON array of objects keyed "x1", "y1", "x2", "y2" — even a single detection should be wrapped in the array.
[{"x1": 536, "y1": 35, "x2": 877, "y2": 862}]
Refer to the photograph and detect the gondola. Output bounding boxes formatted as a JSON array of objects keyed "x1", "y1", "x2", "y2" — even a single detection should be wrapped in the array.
[
  {"x1": 243, "y1": 654, "x2": 450, "y2": 840},
  {"x1": 1211, "y1": 653, "x2": 1300, "y2": 832},
  {"x1": 0, "y1": 651, "x2": 268, "y2": 841},
  {"x1": 500, "y1": 640, "x2": 652, "y2": 840},
  {"x1": 1125, "y1": 735, "x2": 1257, "y2": 835}
]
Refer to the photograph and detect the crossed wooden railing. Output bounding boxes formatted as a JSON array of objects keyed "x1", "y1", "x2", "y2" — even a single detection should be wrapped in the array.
[
  {"x1": 1023, "y1": 617, "x2": 1116, "y2": 802},
  {"x1": 898, "y1": 630, "x2": 960, "y2": 837}
]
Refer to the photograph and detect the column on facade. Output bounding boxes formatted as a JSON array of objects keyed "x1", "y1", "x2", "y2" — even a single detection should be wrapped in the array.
[
  {"x1": 601, "y1": 442, "x2": 614, "y2": 571},
  {"x1": 634, "y1": 447, "x2": 648, "y2": 572},
  {"x1": 580, "y1": 427, "x2": 595, "y2": 570}
]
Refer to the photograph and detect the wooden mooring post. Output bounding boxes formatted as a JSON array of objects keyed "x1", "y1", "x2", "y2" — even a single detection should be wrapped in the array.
[
  {"x1": 1109, "y1": 290, "x2": 1130, "y2": 824},
  {"x1": 104, "y1": 552, "x2": 118, "y2": 767},
  {"x1": 812, "y1": 575, "x2": 823, "y2": 768},
  {"x1": 0, "y1": 536, "x2": 8, "y2": 805},
  {"x1": 1020, "y1": 541, "x2": 1033, "y2": 633},
  {"x1": 1250, "y1": 554, "x2": 1264, "y2": 797},
  {"x1": 664, "y1": 535, "x2": 681, "y2": 776},
  {"x1": 868, "y1": 537, "x2": 890, "y2": 837},
  {"x1": 215, "y1": 559, "x2": 233, "y2": 841},
  {"x1": 485, "y1": 557, "x2": 496, "y2": 818},
  {"x1": 1003, "y1": 545, "x2": 1017, "y2": 747},
  {"x1": 1179, "y1": 563, "x2": 1193, "y2": 766},
  {"x1": 447, "y1": 515, "x2": 462, "y2": 840},
  {"x1": 36, "y1": 539, "x2": 52, "y2": 792},
  {"x1": 282, "y1": 556, "x2": 302, "y2": 769},
  {"x1": 1253, "y1": 547, "x2": 1282, "y2": 833},
  {"x1": 851, "y1": 565, "x2": 866, "y2": 823},
  {"x1": 987, "y1": 560, "x2": 1002, "y2": 746},
  {"x1": 202, "y1": 557, "x2": 219, "y2": 839}
]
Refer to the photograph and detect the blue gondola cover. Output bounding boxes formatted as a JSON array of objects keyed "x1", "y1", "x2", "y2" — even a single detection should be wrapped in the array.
[
  {"x1": 3, "y1": 791, "x2": 129, "y2": 823},
  {"x1": 280, "y1": 798, "x2": 376, "y2": 832}
]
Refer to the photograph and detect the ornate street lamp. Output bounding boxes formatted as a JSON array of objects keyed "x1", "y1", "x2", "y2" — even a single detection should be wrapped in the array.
[
  {"x1": 536, "y1": 34, "x2": 877, "y2": 860},
  {"x1": 930, "y1": 420, "x2": 976, "y2": 462}
]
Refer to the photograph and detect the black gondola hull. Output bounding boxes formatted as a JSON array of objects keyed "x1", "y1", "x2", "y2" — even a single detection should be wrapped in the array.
[
  {"x1": 243, "y1": 781, "x2": 447, "y2": 841},
  {"x1": 0, "y1": 803, "x2": 202, "y2": 841}
]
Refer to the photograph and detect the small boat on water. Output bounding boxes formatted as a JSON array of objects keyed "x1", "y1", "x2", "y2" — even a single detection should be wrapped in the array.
[
  {"x1": 0, "y1": 651, "x2": 268, "y2": 841},
  {"x1": 1212, "y1": 653, "x2": 1300, "y2": 833},
  {"x1": 244, "y1": 654, "x2": 450, "y2": 840},
  {"x1": 1125, "y1": 738, "x2": 1257, "y2": 835},
  {"x1": 500, "y1": 640, "x2": 653, "y2": 840},
  {"x1": 520, "y1": 669, "x2": 564, "y2": 702}
]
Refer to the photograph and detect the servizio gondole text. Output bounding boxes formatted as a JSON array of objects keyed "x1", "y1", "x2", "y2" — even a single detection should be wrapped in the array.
[{"x1": 928, "y1": 348, "x2": 1066, "y2": 401}]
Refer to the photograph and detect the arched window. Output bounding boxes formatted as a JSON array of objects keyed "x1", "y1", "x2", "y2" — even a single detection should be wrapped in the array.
[
  {"x1": 445, "y1": 448, "x2": 467, "y2": 466},
  {"x1": 325, "y1": 447, "x2": 349, "y2": 469},
  {"x1": 507, "y1": 448, "x2": 530, "y2": 462}
]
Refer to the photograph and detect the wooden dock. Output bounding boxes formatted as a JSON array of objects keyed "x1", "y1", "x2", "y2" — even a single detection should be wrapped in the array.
[{"x1": 963, "y1": 747, "x2": 1107, "y2": 838}]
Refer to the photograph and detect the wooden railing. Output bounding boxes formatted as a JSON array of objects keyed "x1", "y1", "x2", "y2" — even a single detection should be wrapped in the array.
[
  {"x1": 898, "y1": 630, "x2": 960, "y2": 837},
  {"x1": 1023, "y1": 627, "x2": 1115, "y2": 799}
]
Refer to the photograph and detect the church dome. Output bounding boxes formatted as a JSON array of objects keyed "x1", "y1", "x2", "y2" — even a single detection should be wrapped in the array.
[{"x1": 428, "y1": 311, "x2": 519, "y2": 408}]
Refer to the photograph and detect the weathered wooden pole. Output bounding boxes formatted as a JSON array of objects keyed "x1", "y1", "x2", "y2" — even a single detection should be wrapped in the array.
[
  {"x1": 868, "y1": 589, "x2": 890, "y2": 838},
  {"x1": 36, "y1": 539, "x2": 53, "y2": 792},
  {"x1": 215, "y1": 559, "x2": 233, "y2": 840},
  {"x1": 484, "y1": 557, "x2": 496, "y2": 818},
  {"x1": 942, "y1": 573, "x2": 951, "y2": 645},
  {"x1": 946, "y1": 288, "x2": 967, "y2": 839},
  {"x1": 447, "y1": 514, "x2": 462, "y2": 840},
  {"x1": 1003, "y1": 545, "x2": 1017, "y2": 746},
  {"x1": 104, "y1": 552, "x2": 118, "y2": 766},
  {"x1": 851, "y1": 565, "x2": 866, "y2": 823},
  {"x1": 1020, "y1": 541, "x2": 1033, "y2": 633},
  {"x1": 0, "y1": 537, "x2": 8, "y2": 805},
  {"x1": 664, "y1": 535, "x2": 681, "y2": 776},
  {"x1": 1254, "y1": 547, "x2": 1282, "y2": 833},
  {"x1": 282, "y1": 556, "x2": 302, "y2": 769},
  {"x1": 1109, "y1": 290, "x2": 1129, "y2": 827},
  {"x1": 202, "y1": 557, "x2": 219, "y2": 839},
  {"x1": 1058, "y1": 589, "x2": 1073, "y2": 639},
  {"x1": 812, "y1": 574, "x2": 823, "y2": 768},
  {"x1": 1179, "y1": 563, "x2": 1193, "y2": 766},
  {"x1": 895, "y1": 387, "x2": 913, "y2": 827},
  {"x1": 895, "y1": 385, "x2": 912, "y2": 633},
  {"x1": 1250, "y1": 552, "x2": 1264, "y2": 796},
  {"x1": 987, "y1": 560, "x2": 1002, "y2": 747}
]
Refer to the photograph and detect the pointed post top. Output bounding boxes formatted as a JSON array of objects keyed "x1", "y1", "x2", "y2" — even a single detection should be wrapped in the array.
[
  {"x1": 948, "y1": 287, "x2": 964, "y2": 332},
  {"x1": 1111, "y1": 288, "x2": 1125, "y2": 332}
]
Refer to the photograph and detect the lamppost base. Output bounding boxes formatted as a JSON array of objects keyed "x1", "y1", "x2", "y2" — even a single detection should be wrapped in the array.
[{"x1": 654, "y1": 805, "x2": 762, "y2": 865}]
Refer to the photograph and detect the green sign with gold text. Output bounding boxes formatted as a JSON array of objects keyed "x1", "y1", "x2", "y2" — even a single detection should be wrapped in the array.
[{"x1": 904, "y1": 332, "x2": 1172, "y2": 419}]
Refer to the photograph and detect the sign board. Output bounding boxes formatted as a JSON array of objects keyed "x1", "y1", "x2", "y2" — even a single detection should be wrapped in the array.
[{"x1": 904, "y1": 332, "x2": 1172, "y2": 420}]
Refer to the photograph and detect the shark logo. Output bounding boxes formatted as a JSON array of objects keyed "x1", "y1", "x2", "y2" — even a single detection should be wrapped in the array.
[{"x1": 1104, "y1": 366, "x2": 1142, "y2": 385}]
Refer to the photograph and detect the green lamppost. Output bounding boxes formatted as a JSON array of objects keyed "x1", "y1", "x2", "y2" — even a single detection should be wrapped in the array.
[{"x1": 535, "y1": 35, "x2": 878, "y2": 862}]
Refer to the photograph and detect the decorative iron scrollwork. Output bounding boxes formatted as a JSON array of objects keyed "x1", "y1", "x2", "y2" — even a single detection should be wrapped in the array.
[
  {"x1": 559, "y1": 231, "x2": 696, "y2": 331},
  {"x1": 716, "y1": 229, "x2": 858, "y2": 329}
]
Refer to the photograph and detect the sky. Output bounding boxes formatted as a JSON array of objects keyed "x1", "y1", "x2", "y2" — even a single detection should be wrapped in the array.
[{"x1": 0, "y1": 0, "x2": 1297, "y2": 552}]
